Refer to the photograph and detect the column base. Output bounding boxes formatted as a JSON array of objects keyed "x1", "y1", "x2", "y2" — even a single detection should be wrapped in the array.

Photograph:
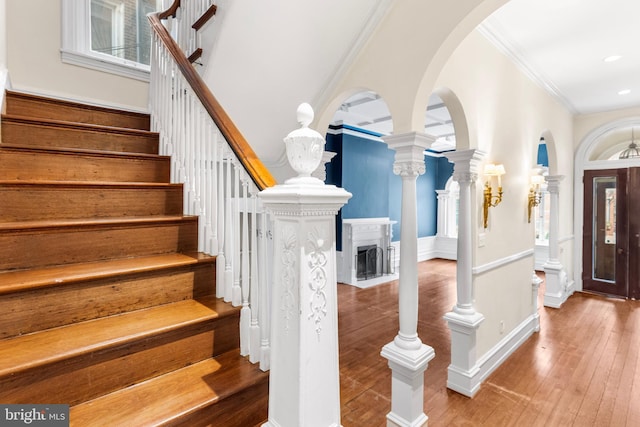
[
  {"x1": 263, "y1": 422, "x2": 341, "y2": 427},
  {"x1": 381, "y1": 341, "x2": 435, "y2": 427},
  {"x1": 443, "y1": 311, "x2": 484, "y2": 397},
  {"x1": 543, "y1": 262, "x2": 568, "y2": 308}
]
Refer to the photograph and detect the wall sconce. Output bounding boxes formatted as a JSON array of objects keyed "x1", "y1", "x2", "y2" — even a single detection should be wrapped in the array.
[
  {"x1": 483, "y1": 163, "x2": 505, "y2": 228},
  {"x1": 527, "y1": 173, "x2": 546, "y2": 223}
]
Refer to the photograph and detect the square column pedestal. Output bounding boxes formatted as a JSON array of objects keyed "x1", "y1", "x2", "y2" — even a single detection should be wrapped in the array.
[
  {"x1": 443, "y1": 311, "x2": 485, "y2": 397},
  {"x1": 381, "y1": 342, "x2": 435, "y2": 427}
]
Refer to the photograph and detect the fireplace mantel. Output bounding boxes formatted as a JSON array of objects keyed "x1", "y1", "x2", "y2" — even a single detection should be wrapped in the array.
[{"x1": 338, "y1": 218, "x2": 398, "y2": 288}]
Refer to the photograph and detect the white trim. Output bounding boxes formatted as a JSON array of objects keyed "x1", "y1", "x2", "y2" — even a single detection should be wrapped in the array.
[
  {"x1": 326, "y1": 122, "x2": 384, "y2": 142},
  {"x1": 472, "y1": 249, "x2": 534, "y2": 276},
  {"x1": 311, "y1": 0, "x2": 394, "y2": 114},
  {"x1": 447, "y1": 314, "x2": 537, "y2": 397},
  {"x1": 477, "y1": 20, "x2": 577, "y2": 114},
  {"x1": 0, "y1": 69, "x2": 11, "y2": 112},
  {"x1": 573, "y1": 117, "x2": 640, "y2": 292},
  {"x1": 61, "y1": 49, "x2": 150, "y2": 82},
  {"x1": 559, "y1": 235, "x2": 574, "y2": 244},
  {"x1": 534, "y1": 244, "x2": 548, "y2": 271},
  {"x1": 60, "y1": 0, "x2": 152, "y2": 82}
]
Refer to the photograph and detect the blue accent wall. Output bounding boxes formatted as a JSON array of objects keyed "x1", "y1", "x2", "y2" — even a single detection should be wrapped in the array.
[{"x1": 325, "y1": 126, "x2": 454, "y2": 251}]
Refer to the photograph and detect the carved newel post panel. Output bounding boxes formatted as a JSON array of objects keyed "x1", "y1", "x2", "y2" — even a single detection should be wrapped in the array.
[{"x1": 259, "y1": 104, "x2": 351, "y2": 427}]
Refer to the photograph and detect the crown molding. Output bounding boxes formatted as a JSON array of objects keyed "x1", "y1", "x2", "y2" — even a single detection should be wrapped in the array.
[{"x1": 477, "y1": 20, "x2": 578, "y2": 115}]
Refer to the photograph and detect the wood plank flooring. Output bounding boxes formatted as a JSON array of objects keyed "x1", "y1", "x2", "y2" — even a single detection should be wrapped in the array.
[{"x1": 337, "y1": 258, "x2": 640, "y2": 427}]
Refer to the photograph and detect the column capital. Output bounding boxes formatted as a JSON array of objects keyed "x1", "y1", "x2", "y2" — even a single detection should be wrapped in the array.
[
  {"x1": 444, "y1": 149, "x2": 486, "y2": 183},
  {"x1": 545, "y1": 175, "x2": 565, "y2": 193},
  {"x1": 311, "y1": 150, "x2": 337, "y2": 182},
  {"x1": 383, "y1": 132, "x2": 435, "y2": 177}
]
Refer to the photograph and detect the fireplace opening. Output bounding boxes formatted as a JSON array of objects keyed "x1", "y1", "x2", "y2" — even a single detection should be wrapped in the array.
[{"x1": 356, "y1": 245, "x2": 383, "y2": 280}]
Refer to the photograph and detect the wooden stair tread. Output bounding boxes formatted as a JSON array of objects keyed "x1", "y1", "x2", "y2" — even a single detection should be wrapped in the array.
[
  {"x1": 70, "y1": 350, "x2": 268, "y2": 426},
  {"x1": 5, "y1": 91, "x2": 150, "y2": 117},
  {"x1": 0, "y1": 215, "x2": 196, "y2": 231},
  {"x1": 0, "y1": 143, "x2": 168, "y2": 161},
  {"x1": 0, "y1": 253, "x2": 214, "y2": 294},
  {"x1": 0, "y1": 180, "x2": 181, "y2": 189},
  {"x1": 4, "y1": 91, "x2": 150, "y2": 130},
  {"x1": 2, "y1": 114, "x2": 158, "y2": 137},
  {"x1": 0, "y1": 296, "x2": 235, "y2": 377}
]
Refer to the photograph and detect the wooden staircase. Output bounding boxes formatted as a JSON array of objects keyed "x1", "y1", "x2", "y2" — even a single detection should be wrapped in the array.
[{"x1": 0, "y1": 91, "x2": 268, "y2": 426}]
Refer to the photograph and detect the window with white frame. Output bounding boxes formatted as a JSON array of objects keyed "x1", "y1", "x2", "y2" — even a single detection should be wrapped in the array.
[{"x1": 61, "y1": 0, "x2": 163, "y2": 81}]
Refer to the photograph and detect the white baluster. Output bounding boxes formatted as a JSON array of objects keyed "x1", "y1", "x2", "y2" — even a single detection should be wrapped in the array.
[
  {"x1": 224, "y1": 153, "x2": 234, "y2": 302},
  {"x1": 232, "y1": 160, "x2": 242, "y2": 306},
  {"x1": 259, "y1": 208, "x2": 271, "y2": 371},
  {"x1": 249, "y1": 186, "x2": 261, "y2": 363},
  {"x1": 216, "y1": 141, "x2": 226, "y2": 299},
  {"x1": 152, "y1": 5, "x2": 275, "y2": 371},
  {"x1": 240, "y1": 174, "x2": 251, "y2": 355}
]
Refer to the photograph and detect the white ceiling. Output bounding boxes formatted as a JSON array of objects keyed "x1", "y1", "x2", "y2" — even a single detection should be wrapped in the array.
[{"x1": 331, "y1": 0, "x2": 640, "y2": 151}]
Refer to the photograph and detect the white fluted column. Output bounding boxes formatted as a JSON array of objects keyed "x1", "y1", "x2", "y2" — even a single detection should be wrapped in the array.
[
  {"x1": 381, "y1": 132, "x2": 435, "y2": 427},
  {"x1": 436, "y1": 190, "x2": 449, "y2": 238},
  {"x1": 543, "y1": 175, "x2": 567, "y2": 308},
  {"x1": 442, "y1": 149, "x2": 485, "y2": 397},
  {"x1": 260, "y1": 104, "x2": 352, "y2": 427}
]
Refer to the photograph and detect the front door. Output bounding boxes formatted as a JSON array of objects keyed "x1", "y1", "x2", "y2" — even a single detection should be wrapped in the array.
[{"x1": 583, "y1": 168, "x2": 640, "y2": 299}]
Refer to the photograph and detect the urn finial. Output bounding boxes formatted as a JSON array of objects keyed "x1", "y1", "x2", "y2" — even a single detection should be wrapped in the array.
[{"x1": 284, "y1": 103, "x2": 325, "y2": 184}]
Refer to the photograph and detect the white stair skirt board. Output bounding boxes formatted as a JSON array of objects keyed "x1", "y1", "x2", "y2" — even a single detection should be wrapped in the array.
[{"x1": 447, "y1": 313, "x2": 538, "y2": 397}]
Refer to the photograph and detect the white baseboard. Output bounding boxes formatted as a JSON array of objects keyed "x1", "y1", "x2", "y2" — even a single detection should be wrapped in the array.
[{"x1": 447, "y1": 314, "x2": 537, "y2": 397}]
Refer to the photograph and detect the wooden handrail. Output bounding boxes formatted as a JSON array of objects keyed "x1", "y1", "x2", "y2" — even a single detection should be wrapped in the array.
[
  {"x1": 149, "y1": 7, "x2": 276, "y2": 190},
  {"x1": 158, "y1": 0, "x2": 180, "y2": 20}
]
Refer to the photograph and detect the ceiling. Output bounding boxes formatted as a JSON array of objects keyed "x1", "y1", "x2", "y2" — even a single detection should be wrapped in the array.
[{"x1": 330, "y1": 0, "x2": 640, "y2": 151}]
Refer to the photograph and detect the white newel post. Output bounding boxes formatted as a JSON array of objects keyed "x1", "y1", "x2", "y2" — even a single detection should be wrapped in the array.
[
  {"x1": 543, "y1": 175, "x2": 567, "y2": 308},
  {"x1": 260, "y1": 104, "x2": 351, "y2": 427},
  {"x1": 381, "y1": 132, "x2": 436, "y2": 427},
  {"x1": 442, "y1": 149, "x2": 485, "y2": 397}
]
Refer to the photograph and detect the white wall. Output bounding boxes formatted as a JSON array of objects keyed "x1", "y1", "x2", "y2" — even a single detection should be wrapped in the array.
[
  {"x1": 433, "y1": 29, "x2": 574, "y2": 357},
  {"x1": 6, "y1": 0, "x2": 148, "y2": 111}
]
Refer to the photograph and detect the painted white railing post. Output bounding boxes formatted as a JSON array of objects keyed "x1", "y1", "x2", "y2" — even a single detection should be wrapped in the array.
[
  {"x1": 543, "y1": 175, "x2": 567, "y2": 308},
  {"x1": 381, "y1": 132, "x2": 436, "y2": 427},
  {"x1": 260, "y1": 104, "x2": 351, "y2": 427},
  {"x1": 442, "y1": 149, "x2": 485, "y2": 397}
]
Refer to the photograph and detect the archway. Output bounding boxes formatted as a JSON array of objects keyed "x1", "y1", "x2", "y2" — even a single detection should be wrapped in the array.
[{"x1": 574, "y1": 118, "x2": 640, "y2": 293}]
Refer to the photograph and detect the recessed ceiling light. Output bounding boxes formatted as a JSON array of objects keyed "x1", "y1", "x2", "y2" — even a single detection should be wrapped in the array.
[
  {"x1": 618, "y1": 89, "x2": 631, "y2": 95},
  {"x1": 604, "y1": 55, "x2": 622, "y2": 63}
]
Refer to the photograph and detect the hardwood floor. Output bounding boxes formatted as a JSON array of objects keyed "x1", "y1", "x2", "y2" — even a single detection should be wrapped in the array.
[{"x1": 337, "y1": 258, "x2": 640, "y2": 427}]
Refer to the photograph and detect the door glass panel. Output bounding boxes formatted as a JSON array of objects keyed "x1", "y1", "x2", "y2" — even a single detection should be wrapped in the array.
[{"x1": 593, "y1": 177, "x2": 616, "y2": 281}]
